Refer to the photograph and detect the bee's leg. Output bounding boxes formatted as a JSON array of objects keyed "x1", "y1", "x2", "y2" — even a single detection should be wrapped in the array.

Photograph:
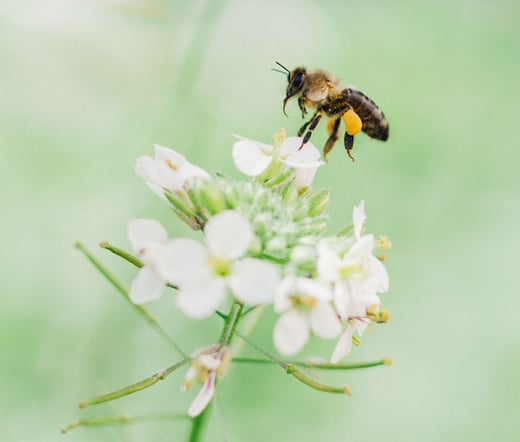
[
  {"x1": 344, "y1": 131, "x2": 355, "y2": 161},
  {"x1": 297, "y1": 118, "x2": 312, "y2": 137},
  {"x1": 299, "y1": 112, "x2": 322, "y2": 150},
  {"x1": 323, "y1": 117, "x2": 341, "y2": 158},
  {"x1": 298, "y1": 95, "x2": 308, "y2": 117}
]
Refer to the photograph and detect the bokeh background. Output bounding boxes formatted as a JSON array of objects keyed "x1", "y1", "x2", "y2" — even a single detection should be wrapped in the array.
[{"x1": 1, "y1": 0, "x2": 519, "y2": 441}]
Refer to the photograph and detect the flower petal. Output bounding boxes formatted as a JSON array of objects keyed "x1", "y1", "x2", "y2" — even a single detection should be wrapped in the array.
[
  {"x1": 188, "y1": 371, "x2": 216, "y2": 417},
  {"x1": 293, "y1": 166, "x2": 321, "y2": 189},
  {"x1": 228, "y1": 258, "x2": 280, "y2": 305},
  {"x1": 128, "y1": 219, "x2": 168, "y2": 253},
  {"x1": 330, "y1": 324, "x2": 354, "y2": 363},
  {"x1": 273, "y1": 310, "x2": 310, "y2": 356},
  {"x1": 343, "y1": 234, "x2": 375, "y2": 263},
  {"x1": 157, "y1": 238, "x2": 210, "y2": 285},
  {"x1": 353, "y1": 200, "x2": 366, "y2": 239},
  {"x1": 309, "y1": 302, "x2": 342, "y2": 339},
  {"x1": 129, "y1": 266, "x2": 164, "y2": 304},
  {"x1": 316, "y1": 242, "x2": 343, "y2": 282},
  {"x1": 273, "y1": 275, "x2": 296, "y2": 313},
  {"x1": 135, "y1": 155, "x2": 183, "y2": 191},
  {"x1": 204, "y1": 211, "x2": 254, "y2": 260},
  {"x1": 232, "y1": 139, "x2": 273, "y2": 176},
  {"x1": 153, "y1": 144, "x2": 186, "y2": 164},
  {"x1": 176, "y1": 277, "x2": 227, "y2": 319},
  {"x1": 368, "y1": 255, "x2": 389, "y2": 293},
  {"x1": 280, "y1": 137, "x2": 321, "y2": 162}
]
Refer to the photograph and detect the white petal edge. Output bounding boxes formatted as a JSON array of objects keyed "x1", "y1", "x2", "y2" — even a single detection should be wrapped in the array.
[
  {"x1": 330, "y1": 324, "x2": 354, "y2": 363},
  {"x1": 309, "y1": 302, "x2": 343, "y2": 339},
  {"x1": 128, "y1": 219, "x2": 168, "y2": 253},
  {"x1": 176, "y1": 277, "x2": 227, "y2": 319},
  {"x1": 228, "y1": 258, "x2": 280, "y2": 305},
  {"x1": 273, "y1": 310, "x2": 310, "y2": 356},
  {"x1": 368, "y1": 255, "x2": 389, "y2": 293},
  {"x1": 188, "y1": 371, "x2": 216, "y2": 417},
  {"x1": 129, "y1": 266, "x2": 165, "y2": 304},
  {"x1": 153, "y1": 144, "x2": 186, "y2": 165},
  {"x1": 204, "y1": 211, "x2": 254, "y2": 260},
  {"x1": 353, "y1": 200, "x2": 366, "y2": 239},
  {"x1": 157, "y1": 238, "x2": 210, "y2": 285},
  {"x1": 232, "y1": 139, "x2": 273, "y2": 177}
]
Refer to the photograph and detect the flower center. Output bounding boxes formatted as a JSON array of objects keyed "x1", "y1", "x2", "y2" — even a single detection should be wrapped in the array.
[
  {"x1": 338, "y1": 264, "x2": 362, "y2": 279},
  {"x1": 290, "y1": 294, "x2": 317, "y2": 312},
  {"x1": 165, "y1": 158, "x2": 181, "y2": 170},
  {"x1": 208, "y1": 256, "x2": 231, "y2": 277}
]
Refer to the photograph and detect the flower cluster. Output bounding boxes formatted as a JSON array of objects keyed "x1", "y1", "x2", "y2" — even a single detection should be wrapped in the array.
[{"x1": 123, "y1": 132, "x2": 391, "y2": 415}]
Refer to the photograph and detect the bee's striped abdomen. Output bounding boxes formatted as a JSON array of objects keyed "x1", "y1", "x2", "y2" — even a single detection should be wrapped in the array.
[{"x1": 347, "y1": 88, "x2": 389, "y2": 141}]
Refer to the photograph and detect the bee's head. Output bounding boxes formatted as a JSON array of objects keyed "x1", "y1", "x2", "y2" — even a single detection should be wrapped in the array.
[
  {"x1": 273, "y1": 62, "x2": 307, "y2": 116},
  {"x1": 283, "y1": 67, "x2": 306, "y2": 116}
]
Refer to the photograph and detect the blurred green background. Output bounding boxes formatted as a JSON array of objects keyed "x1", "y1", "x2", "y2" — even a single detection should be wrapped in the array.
[{"x1": 1, "y1": 0, "x2": 519, "y2": 441}]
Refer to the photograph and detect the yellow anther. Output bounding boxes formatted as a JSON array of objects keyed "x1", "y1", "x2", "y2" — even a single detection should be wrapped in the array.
[
  {"x1": 378, "y1": 235, "x2": 392, "y2": 250},
  {"x1": 343, "y1": 109, "x2": 362, "y2": 135},
  {"x1": 165, "y1": 158, "x2": 180, "y2": 170},
  {"x1": 291, "y1": 295, "x2": 318, "y2": 310},
  {"x1": 273, "y1": 128, "x2": 287, "y2": 146}
]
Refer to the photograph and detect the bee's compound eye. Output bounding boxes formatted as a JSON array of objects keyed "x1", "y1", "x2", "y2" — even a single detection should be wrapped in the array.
[{"x1": 292, "y1": 72, "x2": 305, "y2": 89}]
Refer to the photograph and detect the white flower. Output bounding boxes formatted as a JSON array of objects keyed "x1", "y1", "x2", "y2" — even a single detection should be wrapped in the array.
[
  {"x1": 330, "y1": 319, "x2": 369, "y2": 363},
  {"x1": 317, "y1": 203, "x2": 389, "y2": 319},
  {"x1": 127, "y1": 219, "x2": 171, "y2": 304},
  {"x1": 135, "y1": 144, "x2": 210, "y2": 199},
  {"x1": 232, "y1": 135, "x2": 324, "y2": 188},
  {"x1": 317, "y1": 201, "x2": 390, "y2": 362},
  {"x1": 273, "y1": 275, "x2": 342, "y2": 356},
  {"x1": 183, "y1": 345, "x2": 231, "y2": 417},
  {"x1": 158, "y1": 210, "x2": 280, "y2": 318}
]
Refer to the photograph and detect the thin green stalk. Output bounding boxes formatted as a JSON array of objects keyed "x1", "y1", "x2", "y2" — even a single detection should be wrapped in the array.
[
  {"x1": 232, "y1": 357, "x2": 391, "y2": 370},
  {"x1": 235, "y1": 331, "x2": 351, "y2": 395},
  {"x1": 189, "y1": 403, "x2": 211, "y2": 442},
  {"x1": 188, "y1": 302, "x2": 242, "y2": 442},
  {"x1": 218, "y1": 302, "x2": 243, "y2": 346},
  {"x1": 61, "y1": 413, "x2": 187, "y2": 433},
  {"x1": 79, "y1": 359, "x2": 189, "y2": 409},
  {"x1": 100, "y1": 241, "x2": 177, "y2": 290},
  {"x1": 74, "y1": 241, "x2": 185, "y2": 357},
  {"x1": 99, "y1": 241, "x2": 143, "y2": 268}
]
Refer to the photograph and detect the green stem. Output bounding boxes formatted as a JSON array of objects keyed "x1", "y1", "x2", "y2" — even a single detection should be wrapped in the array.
[
  {"x1": 100, "y1": 241, "x2": 178, "y2": 290},
  {"x1": 74, "y1": 241, "x2": 185, "y2": 357},
  {"x1": 78, "y1": 359, "x2": 189, "y2": 408},
  {"x1": 188, "y1": 302, "x2": 243, "y2": 442},
  {"x1": 61, "y1": 413, "x2": 187, "y2": 433},
  {"x1": 100, "y1": 241, "x2": 143, "y2": 268},
  {"x1": 219, "y1": 302, "x2": 243, "y2": 346},
  {"x1": 232, "y1": 357, "x2": 391, "y2": 370},
  {"x1": 189, "y1": 403, "x2": 211, "y2": 442},
  {"x1": 235, "y1": 331, "x2": 351, "y2": 395}
]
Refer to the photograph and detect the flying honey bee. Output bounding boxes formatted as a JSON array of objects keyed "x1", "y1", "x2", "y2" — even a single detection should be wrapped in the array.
[{"x1": 274, "y1": 62, "x2": 389, "y2": 161}]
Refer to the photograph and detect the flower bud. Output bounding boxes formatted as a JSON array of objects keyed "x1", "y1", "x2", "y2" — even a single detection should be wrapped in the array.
[
  {"x1": 198, "y1": 181, "x2": 227, "y2": 215},
  {"x1": 307, "y1": 190, "x2": 330, "y2": 217},
  {"x1": 290, "y1": 245, "x2": 316, "y2": 267}
]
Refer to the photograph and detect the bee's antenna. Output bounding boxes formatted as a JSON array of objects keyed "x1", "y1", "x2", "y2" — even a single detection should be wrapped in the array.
[{"x1": 273, "y1": 61, "x2": 290, "y2": 74}]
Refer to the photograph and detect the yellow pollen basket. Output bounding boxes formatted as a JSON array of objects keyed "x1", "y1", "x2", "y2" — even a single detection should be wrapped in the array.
[{"x1": 343, "y1": 109, "x2": 362, "y2": 136}]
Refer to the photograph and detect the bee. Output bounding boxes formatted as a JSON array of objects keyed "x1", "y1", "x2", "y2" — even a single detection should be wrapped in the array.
[{"x1": 274, "y1": 62, "x2": 389, "y2": 161}]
